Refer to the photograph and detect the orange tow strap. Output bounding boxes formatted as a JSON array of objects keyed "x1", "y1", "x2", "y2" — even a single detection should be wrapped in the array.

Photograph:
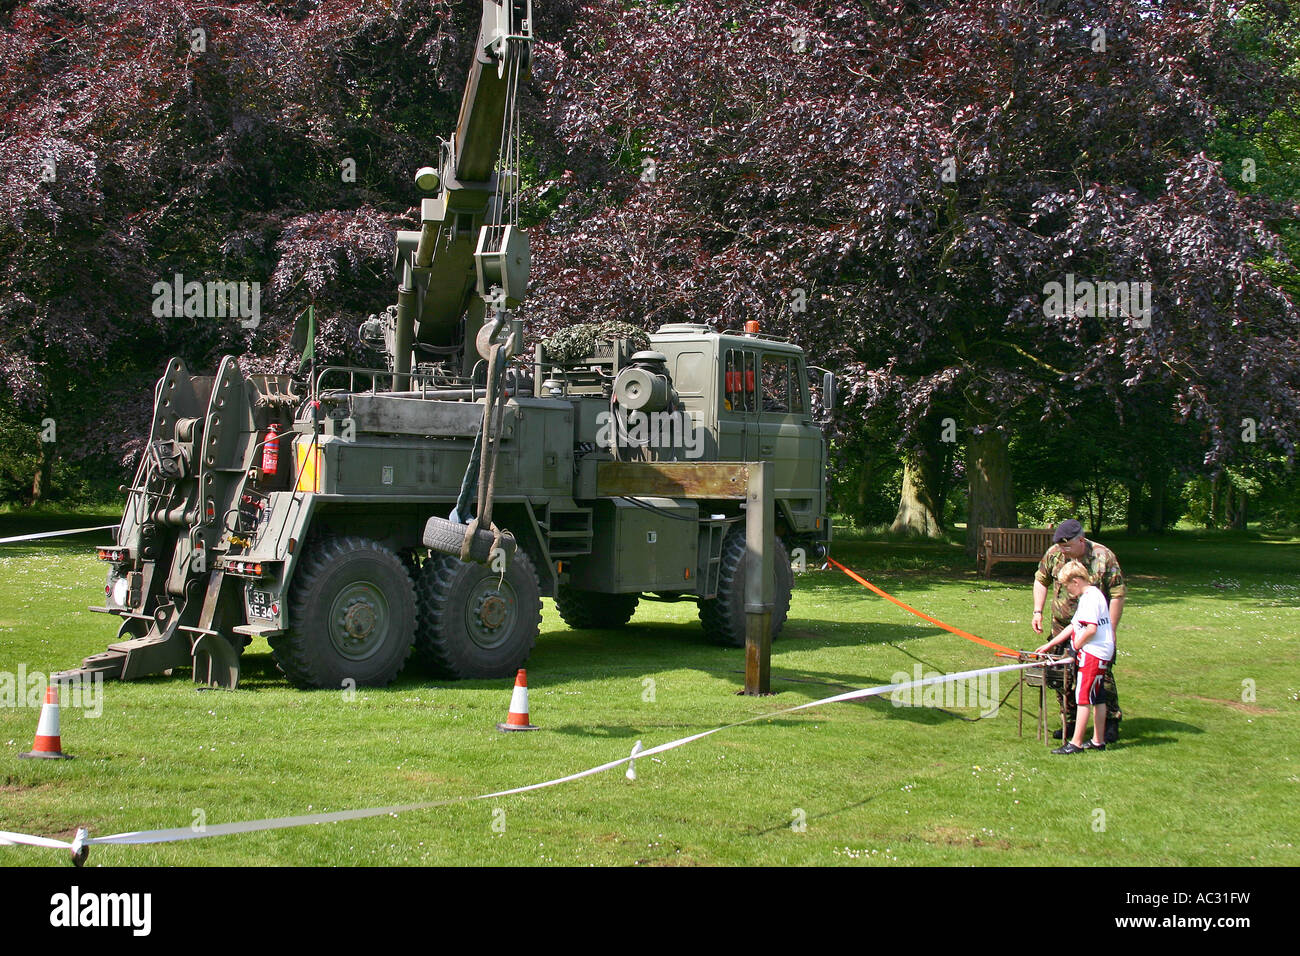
[{"x1": 827, "y1": 557, "x2": 1018, "y2": 656}]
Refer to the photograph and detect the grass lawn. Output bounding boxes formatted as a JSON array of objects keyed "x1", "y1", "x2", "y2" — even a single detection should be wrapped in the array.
[{"x1": 1, "y1": 515, "x2": 1297, "y2": 866}]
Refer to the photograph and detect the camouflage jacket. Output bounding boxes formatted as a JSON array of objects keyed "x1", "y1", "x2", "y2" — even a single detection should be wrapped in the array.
[{"x1": 1035, "y1": 539, "x2": 1126, "y2": 635}]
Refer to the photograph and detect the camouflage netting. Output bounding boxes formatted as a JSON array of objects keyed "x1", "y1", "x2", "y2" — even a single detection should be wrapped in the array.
[{"x1": 542, "y1": 321, "x2": 651, "y2": 363}]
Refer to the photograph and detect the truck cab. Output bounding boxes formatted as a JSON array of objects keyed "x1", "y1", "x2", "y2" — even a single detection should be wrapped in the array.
[{"x1": 650, "y1": 323, "x2": 828, "y2": 554}]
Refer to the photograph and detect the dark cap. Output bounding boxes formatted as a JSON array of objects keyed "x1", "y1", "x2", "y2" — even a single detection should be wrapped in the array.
[{"x1": 1053, "y1": 518, "x2": 1084, "y2": 543}]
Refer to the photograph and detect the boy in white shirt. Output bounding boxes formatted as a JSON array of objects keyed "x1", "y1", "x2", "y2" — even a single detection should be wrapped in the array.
[{"x1": 1034, "y1": 560, "x2": 1114, "y2": 753}]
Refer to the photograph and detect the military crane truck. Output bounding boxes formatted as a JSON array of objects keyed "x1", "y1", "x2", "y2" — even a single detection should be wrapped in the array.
[{"x1": 59, "y1": 0, "x2": 831, "y2": 690}]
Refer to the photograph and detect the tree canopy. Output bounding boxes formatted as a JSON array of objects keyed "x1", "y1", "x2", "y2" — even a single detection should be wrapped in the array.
[
  {"x1": 1, "y1": 0, "x2": 1296, "y2": 532},
  {"x1": 527, "y1": 0, "x2": 1300, "y2": 540}
]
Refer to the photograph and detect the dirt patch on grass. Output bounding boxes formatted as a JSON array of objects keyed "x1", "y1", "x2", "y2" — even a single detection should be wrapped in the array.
[
  {"x1": 643, "y1": 854, "x2": 702, "y2": 866},
  {"x1": 1174, "y1": 694, "x2": 1277, "y2": 715},
  {"x1": 923, "y1": 826, "x2": 1012, "y2": 850},
  {"x1": 396, "y1": 769, "x2": 456, "y2": 787},
  {"x1": 0, "y1": 776, "x2": 54, "y2": 794},
  {"x1": 635, "y1": 841, "x2": 700, "y2": 866}
]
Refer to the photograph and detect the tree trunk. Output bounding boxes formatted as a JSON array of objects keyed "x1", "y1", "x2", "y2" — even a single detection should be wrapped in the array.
[
  {"x1": 30, "y1": 437, "x2": 55, "y2": 504},
  {"x1": 1147, "y1": 469, "x2": 1167, "y2": 532},
  {"x1": 1125, "y1": 481, "x2": 1143, "y2": 534},
  {"x1": 965, "y1": 426, "x2": 1016, "y2": 555},
  {"x1": 933, "y1": 440, "x2": 956, "y2": 524},
  {"x1": 1231, "y1": 489, "x2": 1247, "y2": 530},
  {"x1": 891, "y1": 455, "x2": 943, "y2": 537},
  {"x1": 853, "y1": 457, "x2": 874, "y2": 527},
  {"x1": 1083, "y1": 479, "x2": 1101, "y2": 536}
]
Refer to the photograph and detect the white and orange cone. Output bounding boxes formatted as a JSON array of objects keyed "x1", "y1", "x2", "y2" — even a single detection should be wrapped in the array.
[
  {"x1": 19, "y1": 684, "x2": 74, "y2": 760},
  {"x1": 496, "y1": 669, "x2": 539, "y2": 732}
]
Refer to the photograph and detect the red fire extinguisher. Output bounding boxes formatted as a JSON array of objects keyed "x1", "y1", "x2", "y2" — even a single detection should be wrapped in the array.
[{"x1": 261, "y1": 424, "x2": 279, "y2": 476}]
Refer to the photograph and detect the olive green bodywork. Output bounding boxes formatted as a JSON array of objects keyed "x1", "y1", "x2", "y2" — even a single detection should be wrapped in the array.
[{"x1": 72, "y1": 325, "x2": 827, "y2": 688}]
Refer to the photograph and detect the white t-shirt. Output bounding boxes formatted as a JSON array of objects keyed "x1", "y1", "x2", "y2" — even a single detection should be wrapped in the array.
[{"x1": 1070, "y1": 585, "x2": 1114, "y2": 661}]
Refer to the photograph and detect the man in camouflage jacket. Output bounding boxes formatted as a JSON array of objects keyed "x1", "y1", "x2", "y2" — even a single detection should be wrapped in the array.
[{"x1": 1032, "y1": 518, "x2": 1126, "y2": 741}]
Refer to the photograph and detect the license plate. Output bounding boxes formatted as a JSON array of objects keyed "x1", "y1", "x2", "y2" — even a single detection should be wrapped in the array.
[{"x1": 248, "y1": 588, "x2": 278, "y2": 620}]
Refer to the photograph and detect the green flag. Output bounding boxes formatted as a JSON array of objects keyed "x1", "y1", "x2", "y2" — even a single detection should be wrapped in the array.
[{"x1": 291, "y1": 304, "x2": 315, "y2": 376}]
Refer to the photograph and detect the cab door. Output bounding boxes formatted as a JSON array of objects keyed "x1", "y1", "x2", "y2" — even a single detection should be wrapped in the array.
[
  {"x1": 758, "y1": 352, "x2": 821, "y2": 525},
  {"x1": 718, "y1": 347, "x2": 758, "y2": 462}
]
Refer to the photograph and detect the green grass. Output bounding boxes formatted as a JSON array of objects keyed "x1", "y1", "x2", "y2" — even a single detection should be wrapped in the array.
[{"x1": 1, "y1": 520, "x2": 1297, "y2": 866}]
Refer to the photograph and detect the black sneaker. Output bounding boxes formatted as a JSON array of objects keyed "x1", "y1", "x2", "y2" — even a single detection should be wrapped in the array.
[
  {"x1": 1052, "y1": 742, "x2": 1086, "y2": 755},
  {"x1": 1082, "y1": 740, "x2": 1106, "y2": 751}
]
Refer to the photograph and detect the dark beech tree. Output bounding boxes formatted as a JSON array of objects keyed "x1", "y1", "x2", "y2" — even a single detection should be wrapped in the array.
[
  {"x1": 2, "y1": 0, "x2": 1296, "y2": 520},
  {"x1": 0, "y1": 0, "x2": 584, "y2": 494},
  {"x1": 528, "y1": 1, "x2": 1300, "y2": 547}
]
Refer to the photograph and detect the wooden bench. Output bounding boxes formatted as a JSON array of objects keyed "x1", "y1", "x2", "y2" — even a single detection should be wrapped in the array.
[{"x1": 978, "y1": 527, "x2": 1053, "y2": 577}]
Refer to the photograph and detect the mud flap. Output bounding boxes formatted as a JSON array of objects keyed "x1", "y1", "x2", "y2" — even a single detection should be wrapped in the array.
[
  {"x1": 190, "y1": 633, "x2": 241, "y2": 690},
  {"x1": 186, "y1": 569, "x2": 245, "y2": 690}
]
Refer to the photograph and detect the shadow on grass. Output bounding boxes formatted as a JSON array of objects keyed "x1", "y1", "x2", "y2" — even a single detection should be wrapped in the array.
[
  {"x1": 1109, "y1": 717, "x2": 1205, "y2": 748},
  {"x1": 745, "y1": 789, "x2": 909, "y2": 838},
  {"x1": 169, "y1": 612, "x2": 1017, "y2": 725}
]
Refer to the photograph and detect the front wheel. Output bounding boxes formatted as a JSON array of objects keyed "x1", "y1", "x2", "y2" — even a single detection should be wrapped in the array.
[
  {"x1": 698, "y1": 529, "x2": 793, "y2": 647},
  {"x1": 414, "y1": 548, "x2": 542, "y2": 678},
  {"x1": 270, "y1": 536, "x2": 416, "y2": 689}
]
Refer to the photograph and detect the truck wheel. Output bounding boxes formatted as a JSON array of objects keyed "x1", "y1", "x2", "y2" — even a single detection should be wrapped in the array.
[
  {"x1": 414, "y1": 548, "x2": 541, "y2": 678},
  {"x1": 554, "y1": 588, "x2": 639, "y2": 629},
  {"x1": 698, "y1": 529, "x2": 793, "y2": 647},
  {"x1": 270, "y1": 536, "x2": 415, "y2": 689}
]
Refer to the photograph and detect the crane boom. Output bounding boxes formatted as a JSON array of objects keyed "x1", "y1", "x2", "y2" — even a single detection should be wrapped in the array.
[{"x1": 388, "y1": 0, "x2": 533, "y2": 383}]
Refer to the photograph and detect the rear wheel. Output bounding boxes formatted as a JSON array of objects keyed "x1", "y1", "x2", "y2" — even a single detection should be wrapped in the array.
[
  {"x1": 698, "y1": 529, "x2": 793, "y2": 647},
  {"x1": 555, "y1": 588, "x2": 639, "y2": 629},
  {"x1": 270, "y1": 536, "x2": 415, "y2": 688},
  {"x1": 414, "y1": 548, "x2": 541, "y2": 678}
]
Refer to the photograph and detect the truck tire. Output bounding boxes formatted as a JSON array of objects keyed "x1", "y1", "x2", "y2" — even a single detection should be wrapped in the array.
[
  {"x1": 554, "y1": 588, "x2": 639, "y2": 629},
  {"x1": 698, "y1": 529, "x2": 793, "y2": 647},
  {"x1": 423, "y1": 515, "x2": 516, "y2": 565},
  {"x1": 414, "y1": 548, "x2": 541, "y2": 678},
  {"x1": 270, "y1": 536, "x2": 415, "y2": 689}
]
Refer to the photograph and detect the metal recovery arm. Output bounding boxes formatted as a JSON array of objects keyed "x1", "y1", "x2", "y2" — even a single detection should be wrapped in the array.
[{"x1": 389, "y1": 0, "x2": 534, "y2": 382}]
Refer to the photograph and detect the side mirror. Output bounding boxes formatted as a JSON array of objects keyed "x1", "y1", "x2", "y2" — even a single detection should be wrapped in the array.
[{"x1": 821, "y1": 371, "x2": 837, "y2": 412}]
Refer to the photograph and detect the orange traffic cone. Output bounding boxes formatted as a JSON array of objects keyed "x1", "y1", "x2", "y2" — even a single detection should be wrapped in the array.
[
  {"x1": 496, "y1": 669, "x2": 539, "y2": 732},
  {"x1": 19, "y1": 684, "x2": 74, "y2": 760}
]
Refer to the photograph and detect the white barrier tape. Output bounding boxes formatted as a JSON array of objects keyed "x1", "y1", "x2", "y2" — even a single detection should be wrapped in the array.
[
  {"x1": 5, "y1": 658, "x2": 1062, "y2": 855},
  {"x1": 86, "y1": 800, "x2": 466, "y2": 846},
  {"x1": 0, "y1": 830, "x2": 73, "y2": 850},
  {"x1": 0, "y1": 524, "x2": 118, "y2": 545}
]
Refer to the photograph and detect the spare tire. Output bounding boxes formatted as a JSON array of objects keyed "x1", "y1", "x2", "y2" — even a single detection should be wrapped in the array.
[{"x1": 423, "y1": 515, "x2": 517, "y2": 566}]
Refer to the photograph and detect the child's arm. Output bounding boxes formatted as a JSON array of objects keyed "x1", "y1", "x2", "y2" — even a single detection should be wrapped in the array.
[
  {"x1": 1071, "y1": 622, "x2": 1098, "y2": 651},
  {"x1": 1034, "y1": 628, "x2": 1074, "y2": 655}
]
